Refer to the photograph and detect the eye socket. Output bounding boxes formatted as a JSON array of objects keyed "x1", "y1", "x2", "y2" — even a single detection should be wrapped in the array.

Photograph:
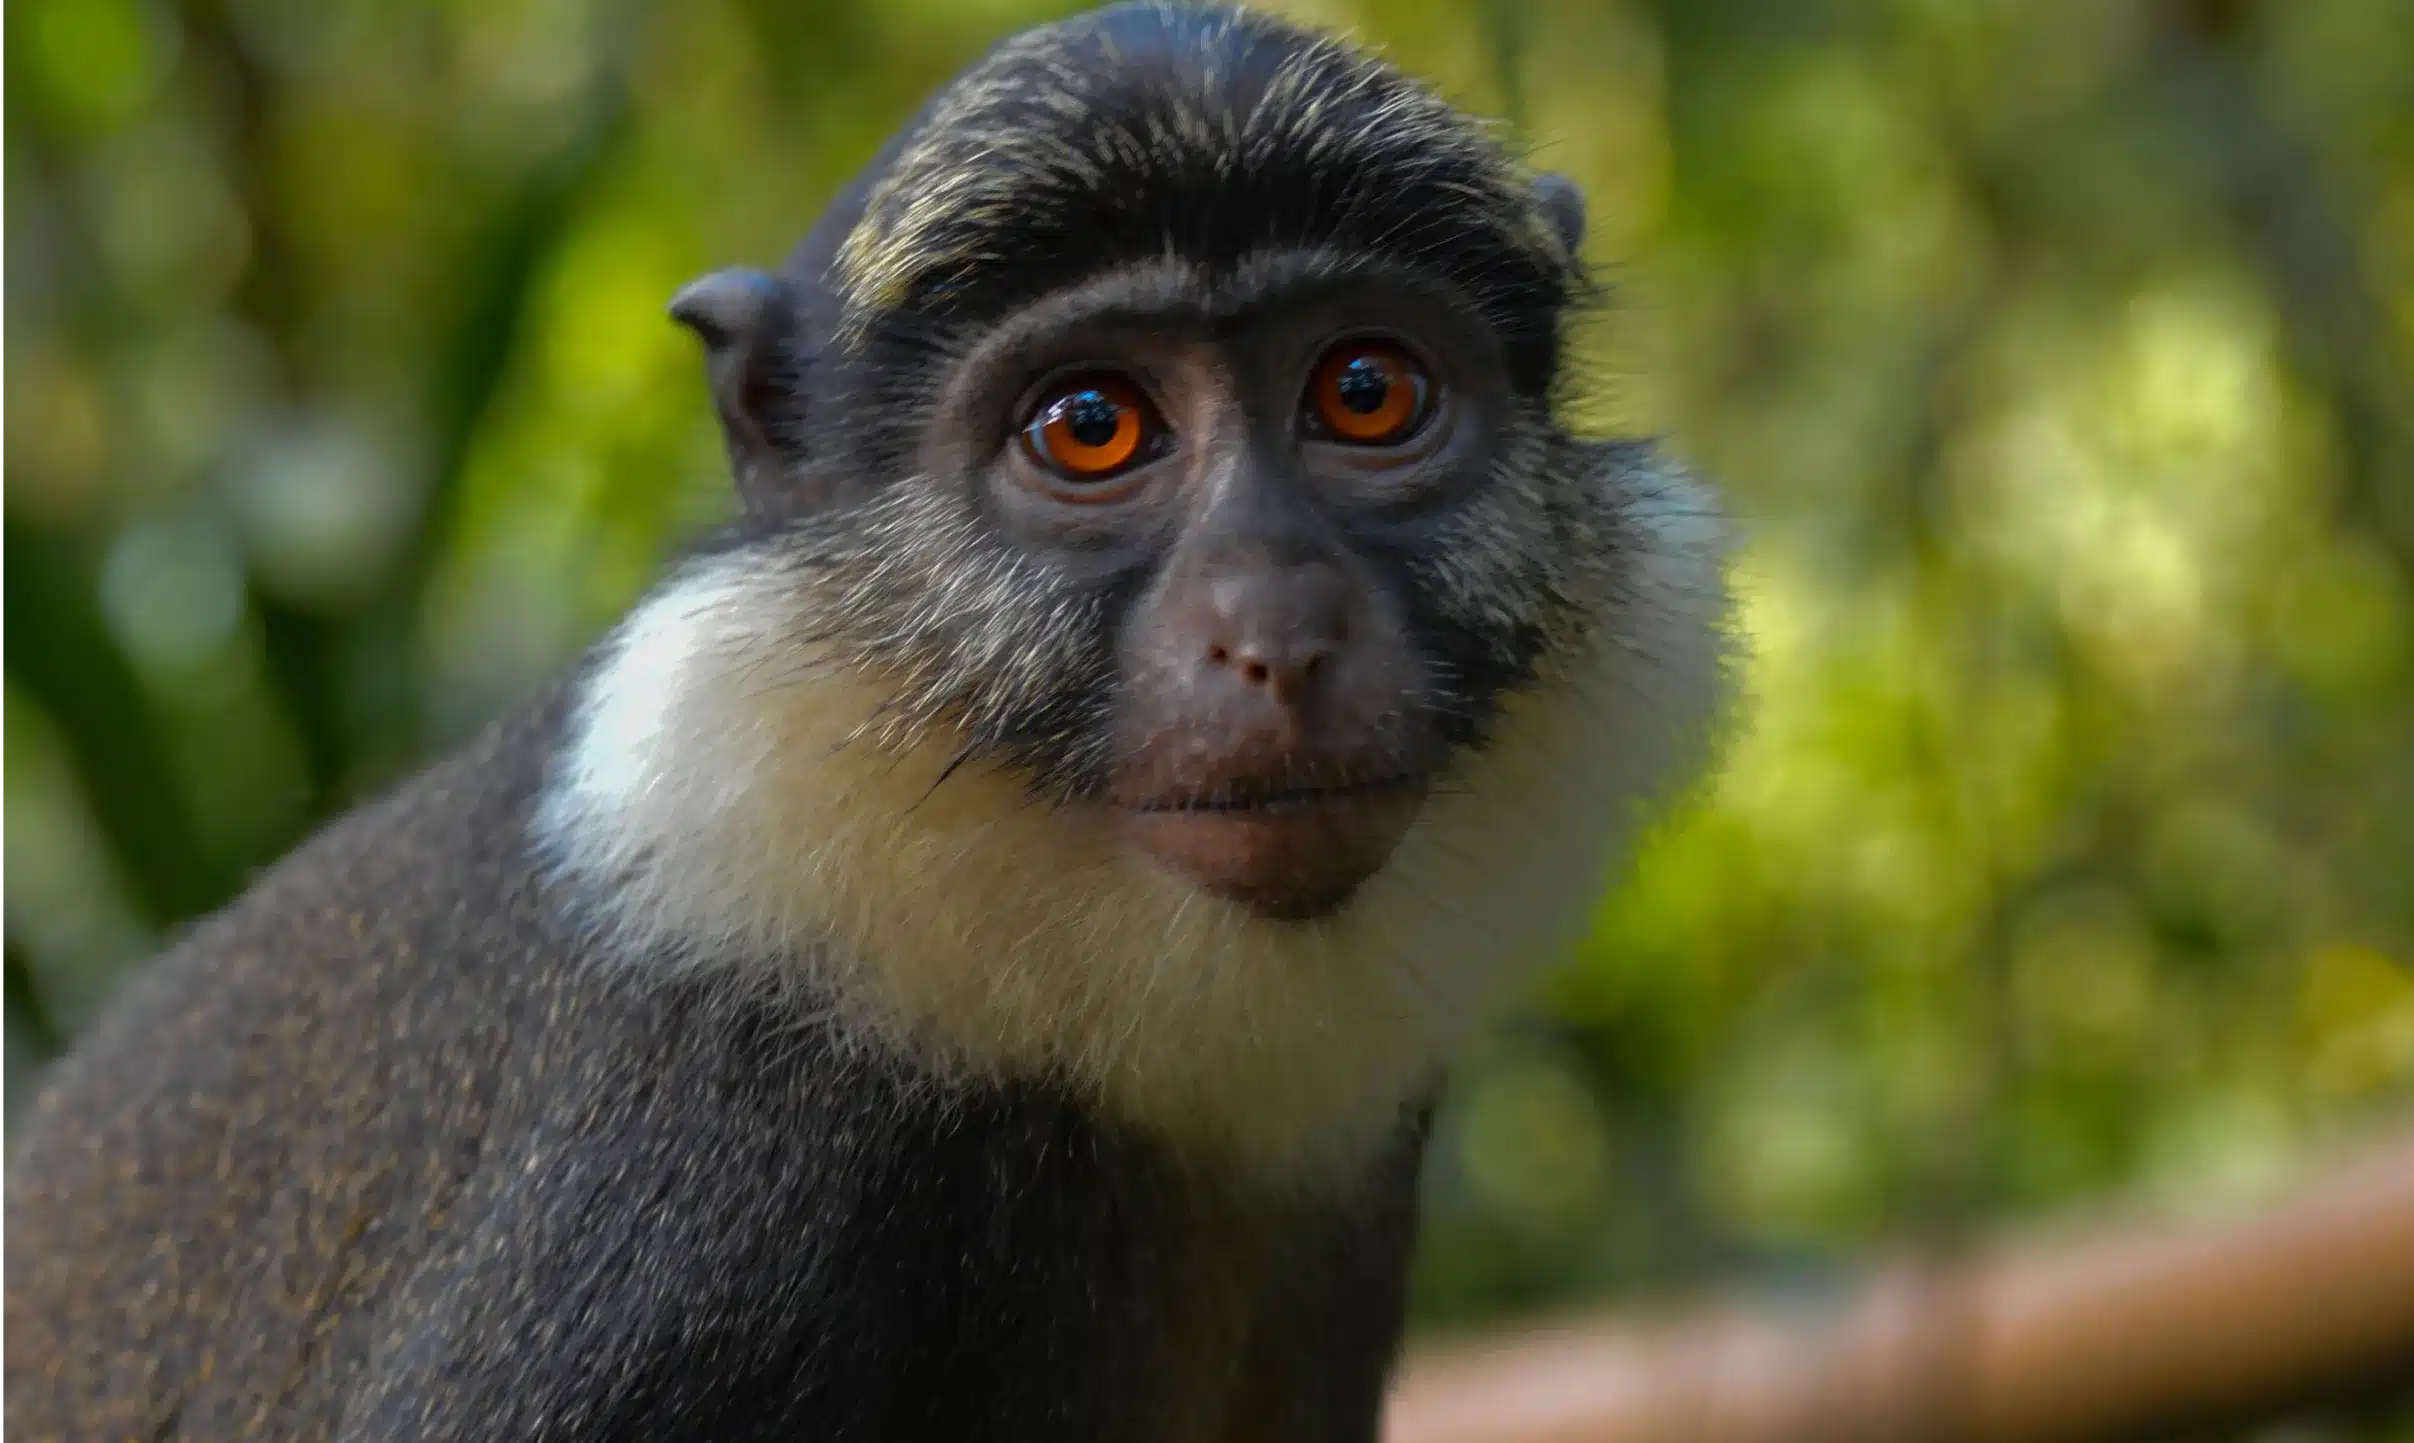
[
  {"x1": 1305, "y1": 341, "x2": 1432, "y2": 446},
  {"x1": 1021, "y1": 374, "x2": 1161, "y2": 496}
]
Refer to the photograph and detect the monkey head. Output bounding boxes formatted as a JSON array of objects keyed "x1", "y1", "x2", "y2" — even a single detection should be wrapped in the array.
[
  {"x1": 555, "y1": 1, "x2": 1725, "y2": 1179},
  {"x1": 669, "y1": 3, "x2": 1619, "y2": 920}
]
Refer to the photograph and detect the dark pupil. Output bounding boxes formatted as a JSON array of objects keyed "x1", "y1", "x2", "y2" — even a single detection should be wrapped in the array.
[
  {"x1": 1336, "y1": 356, "x2": 1390, "y2": 414},
  {"x1": 1064, "y1": 392, "x2": 1122, "y2": 447}
]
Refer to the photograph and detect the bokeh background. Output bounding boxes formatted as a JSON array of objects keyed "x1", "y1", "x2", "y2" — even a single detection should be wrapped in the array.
[{"x1": 8, "y1": 0, "x2": 2413, "y2": 1433}]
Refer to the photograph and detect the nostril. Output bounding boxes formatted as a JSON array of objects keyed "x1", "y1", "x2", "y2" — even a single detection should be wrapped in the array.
[
  {"x1": 1242, "y1": 660, "x2": 1271, "y2": 686},
  {"x1": 1302, "y1": 651, "x2": 1327, "y2": 680},
  {"x1": 1207, "y1": 644, "x2": 1231, "y2": 667}
]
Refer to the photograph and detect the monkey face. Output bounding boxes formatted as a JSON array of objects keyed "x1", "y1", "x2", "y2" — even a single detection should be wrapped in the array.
[
  {"x1": 951, "y1": 268, "x2": 1527, "y2": 915},
  {"x1": 769, "y1": 255, "x2": 1578, "y2": 921},
  {"x1": 680, "y1": 3, "x2": 1603, "y2": 922}
]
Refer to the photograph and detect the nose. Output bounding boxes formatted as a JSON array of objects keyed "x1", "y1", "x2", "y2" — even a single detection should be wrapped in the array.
[
  {"x1": 1201, "y1": 568, "x2": 1346, "y2": 701},
  {"x1": 1181, "y1": 561, "x2": 1353, "y2": 709}
]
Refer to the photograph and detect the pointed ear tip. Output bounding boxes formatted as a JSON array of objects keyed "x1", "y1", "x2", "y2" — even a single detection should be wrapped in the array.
[
  {"x1": 666, "y1": 279, "x2": 719, "y2": 333},
  {"x1": 667, "y1": 266, "x2": 786, "y2": 338},
  {"x1": 1533, "y1": 172, "x2": 1584, "y2": 212}
]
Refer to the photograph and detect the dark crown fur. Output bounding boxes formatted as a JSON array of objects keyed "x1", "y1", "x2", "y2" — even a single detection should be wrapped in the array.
[{"x1": 832, "y1": 2, "x2": 1583, "y2": 392}]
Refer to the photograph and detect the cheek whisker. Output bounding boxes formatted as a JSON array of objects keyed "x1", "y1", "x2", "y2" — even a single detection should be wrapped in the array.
[{"x1": 911, "y1": 742, "x2": 984, "y2": 812}]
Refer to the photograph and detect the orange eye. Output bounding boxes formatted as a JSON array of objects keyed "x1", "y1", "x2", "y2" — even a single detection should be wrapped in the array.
[
  {"x1": 1022, "y1": 376, "x2": 1156, "y2": 493},
  {"x1": 1307, "y1": 342, "x2": 1430, "y2": 445}
]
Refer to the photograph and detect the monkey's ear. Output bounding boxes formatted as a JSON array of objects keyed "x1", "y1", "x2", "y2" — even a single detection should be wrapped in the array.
[
  {"x1": 669, "y1": 267, "x2": 799, "y2": 493},
  {"x1": 1531, "y1": 173, "x2": 1586, "y2": 259}
]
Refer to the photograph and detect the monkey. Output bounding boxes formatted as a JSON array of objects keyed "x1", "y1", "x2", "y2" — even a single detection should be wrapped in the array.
[{"x1": 3, "y1": 4, "x2": 1729, "y2": 1439}]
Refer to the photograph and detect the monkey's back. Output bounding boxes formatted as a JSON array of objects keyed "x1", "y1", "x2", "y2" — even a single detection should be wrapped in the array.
[{"x1": 3, "y1": 701, "x2": 564, "y2": 1438}]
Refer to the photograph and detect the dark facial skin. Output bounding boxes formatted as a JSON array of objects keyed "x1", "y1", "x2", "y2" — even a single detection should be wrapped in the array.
[{"x1": 913, "y1": 256, "x2": 1518, "y2": 917}]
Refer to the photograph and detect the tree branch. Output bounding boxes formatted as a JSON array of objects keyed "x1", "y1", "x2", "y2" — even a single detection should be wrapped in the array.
[{"x1": 1387, "y1": 1137, "x2": 2414, "y2": 1443}]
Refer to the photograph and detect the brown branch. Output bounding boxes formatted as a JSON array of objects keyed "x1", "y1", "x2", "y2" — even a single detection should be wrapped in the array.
[{"x1": 1386, "y1": 1137, "x2": 2414, "y2": 1443}]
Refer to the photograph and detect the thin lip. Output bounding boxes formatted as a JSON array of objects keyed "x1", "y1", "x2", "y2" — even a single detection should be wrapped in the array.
[{"x1": 1117, "y1": 774, "x2": 1426, "y2": 815}]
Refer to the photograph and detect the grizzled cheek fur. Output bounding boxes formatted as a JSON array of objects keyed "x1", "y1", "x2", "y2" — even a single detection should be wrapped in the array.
[
  {"x1": 1363, "y1": 410, "x2": 1576, "y2": 750},
  {"x1": 778, "y1": 479, "x2": 1132, "y2": 800}
]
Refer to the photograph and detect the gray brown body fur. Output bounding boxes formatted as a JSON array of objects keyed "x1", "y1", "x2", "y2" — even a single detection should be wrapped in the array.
[{"x1": 5, "y1": 693, "x2": 1424, "y2": 1440}]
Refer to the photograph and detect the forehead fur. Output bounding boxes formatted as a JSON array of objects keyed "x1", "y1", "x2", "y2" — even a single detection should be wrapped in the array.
[{"x1": 832, "y1": 3, "x2": 1579, "y2": 369}]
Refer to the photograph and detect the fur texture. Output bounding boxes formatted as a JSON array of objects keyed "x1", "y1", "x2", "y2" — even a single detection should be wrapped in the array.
[
  {"x1": 7, "y1": 702, "x2": 1433, "y2": 1440},
  {"x1": 832, "y1": 4, "x2": 1579, "y2": 360}
]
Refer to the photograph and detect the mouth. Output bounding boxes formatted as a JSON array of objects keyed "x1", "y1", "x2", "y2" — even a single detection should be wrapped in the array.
[
  {"x1": 1114, "y1": 773, "x2": 1431, "y2": 920},
  {"x1": 1119, "y1": 773, "x2": 1426, "y2": 815}
]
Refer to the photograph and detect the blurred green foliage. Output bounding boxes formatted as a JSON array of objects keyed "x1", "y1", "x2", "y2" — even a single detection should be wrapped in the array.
[{"x1": 7, "y1": 0, "x2": 2413, "y2": 1429}]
